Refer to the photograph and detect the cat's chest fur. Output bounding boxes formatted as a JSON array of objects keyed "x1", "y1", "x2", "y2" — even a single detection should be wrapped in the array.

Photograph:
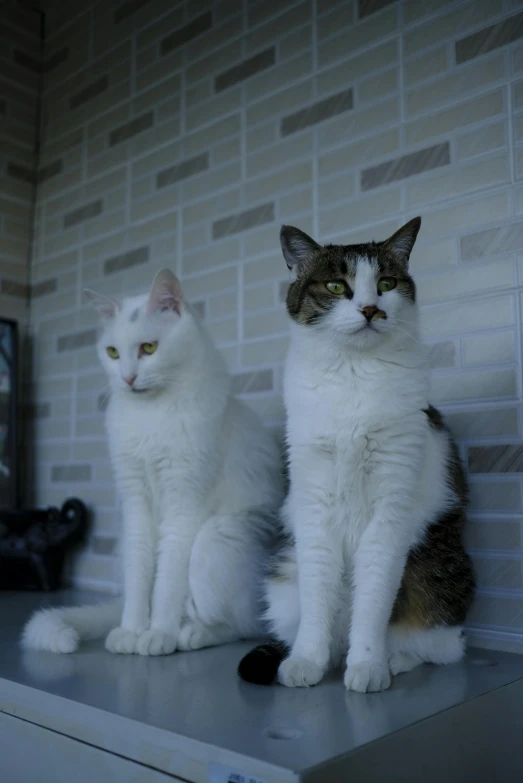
[
  {"x1": 285, "y1": 346, "x2": 425, "y2": 444},
  {"x1": 106, "y1": 393, "x2": 210, "y2": 467},
  {"x1": 285, "y1": 340, "x2": 429, "y2": 548},
  {"x1": 109, "y1": 398, "x2": 173, "y2": 451}
]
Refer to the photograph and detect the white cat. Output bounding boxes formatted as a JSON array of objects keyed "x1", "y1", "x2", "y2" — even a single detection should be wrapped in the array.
[
  {"x1": 23, "y1": 269, "x2": 284, "y2": 655},
  {"x1": 239, "y1": 218, "x2": 475, "y2": 692}
]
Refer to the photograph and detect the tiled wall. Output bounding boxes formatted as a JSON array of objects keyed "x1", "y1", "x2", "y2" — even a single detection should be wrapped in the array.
[
  {"x1": 0, "y1": 1, "x2": 40, "y2": 329},
  {"x1": 1, "y1": 1, "x2": 41, "y2": 498},
  {"x1": 7, "y1": 0, "x2": 523, "y2": 649}
]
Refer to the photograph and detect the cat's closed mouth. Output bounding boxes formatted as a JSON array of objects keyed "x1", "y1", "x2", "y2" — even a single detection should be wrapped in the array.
[{"x1": 355, "y1": 322, "x2": 379, "y2": 334}]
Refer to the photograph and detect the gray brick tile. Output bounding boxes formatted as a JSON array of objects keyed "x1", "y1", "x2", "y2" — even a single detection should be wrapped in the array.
[
  {"x1": 51, "y1": 464, "x2": 92, "y2": 482},
  {"x1": 281, "y1": 88, "x2": 353, "y2": 136},
  {"x1": 461, "y1": 220, "x2": 523, "y2": 261},
  {"x1": 161, "y1": 12, "x2": 213, "y2": 57},
  {"x1": 456, "y1": 11, "x2": 523, "y2": 64},
  {"x1": 104, "y1": 246, "x2": 149, "y2": 275},
  {"x1": 64, "y1": 199, "x2": 103, "y2": 228},
  {"x1": 28, "y1": 402, "x2": 51, "y2": 419},
  {"x1": 57, "y1": 329, "x2": 98, "y2": 352},
  {"x1": 216, "y1": 0, "x2": 242, "y2": 23},
  {"x1": 212, "y1": 202, "x2": 275, "y2": 239},
  {"x1": 1, "y1": 279, "x2": 28, "y2": 298},
  {"x1": 13, "y1": 49, "x2": 40, "y2": 73},
  {"x1": 215, "y1": 47, "x2": 276, "y2": 92},
  {"x1": 114, "y1": 0, "x2": 151, "y2": 24},
  {"x1": 192, "y1": 301, "x2": 206, "y2": 319},
  {"x1": 156, "y1": 152, "x2": 209, "y2": 189},
  {"x1": 466, "y1": 520, "x2": 521, "y2": 551},
  {"x1": 469, "y1": 445, "x2": 523, "y2": 473},
  {"x1": 473, "y1": 556, "x2": 522, "y2": 590},
  {"x1": 70, "y1": 75, "x2": 109, "y2": 110},
  {"x1": 44, "y1": 47, "x2": 68, "y2": 73},
  {"x1": 7, "y1": 162, "x2": 36, "y2": 185},
  {"x1": 428, "y1": 341, "x2": 456, "y2": 368},
  {"x1": 92, "y1": 536, "x2": 118, "y2": 555},
  {"x1": 109, "y1": 111, "x2": 154, "y2": 147},
  {"x1": 469, "y1": 481, "x2": 522, "y2": 512},
  {"x1": 31, "y1": 278, "x2": 57, "y2": 298},
  {"x1": 446, "y1": 409, "x2": 518, "y2": 439},
  {"x1": 98, "y1": 391, "x2": 110, "y2": 412},
  {"x1": 358, "y1": 0, "x2": 398, "y2": 19},
  {"x1": 232, "y1": 369, "x2": 273, "y2": 394},
  {"x1": 0, "y1": 76, "x2": 35, "y2": 111},
  {"x1": 38, "y1": 160, "x2": 63, "y2": 183},
  {"x1": 3, "y1": 1, "x2": 40, "y2": 37},
  {"x1": 361, "y1": 141, "x2": 450, "y2": 190}
]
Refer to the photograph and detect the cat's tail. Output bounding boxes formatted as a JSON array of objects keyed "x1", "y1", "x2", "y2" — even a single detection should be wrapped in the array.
[
  {"x1": 238, "y1": 641, "x2": 289, "y2": 685},
  {"x1": 21, "y1": 600, "x2": 122, "y2": 654}
]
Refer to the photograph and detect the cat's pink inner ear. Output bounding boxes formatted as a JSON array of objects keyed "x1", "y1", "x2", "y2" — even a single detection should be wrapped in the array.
[
  {"x1": 84, "y1": 289, "x2": 120, "y2": 319},
  {"x1": 147, "y1": 269, "x2": 184, "y2": 315}
]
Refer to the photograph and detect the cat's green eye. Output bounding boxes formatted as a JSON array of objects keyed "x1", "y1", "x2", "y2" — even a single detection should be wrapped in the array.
[
  {"x1": 377, "y1": 277, "x2": 397, "y2": 293},
  {"x1": 106, "y1": 346, "x2": 119, "y2": 359},
  {"x1": 325, "y1": 281, "x2": 346, "y2": 295},
  {"x1": 141, "y1": 341, "x2": 158, "y2": 355}
]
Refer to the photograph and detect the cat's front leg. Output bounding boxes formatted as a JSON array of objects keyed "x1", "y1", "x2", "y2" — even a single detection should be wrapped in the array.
[
  {"x1": 279, "y1": 527, "x2": 343, "y2": 687},
  {"x1": 278, "y1": 455, "x2": 342, "y2": 687},
  {"x1": 136, "y1": 497, "x2": 205, "y2": 656},
  {"x1": 106, "y1": 467, "x2": 155, "y2": 654},
  {"x1": 344, "y1": 429, "x2": 422, "y2": 692},
  {"x1": 344, "y1": 522, "x2": 408, "y2": 693}
]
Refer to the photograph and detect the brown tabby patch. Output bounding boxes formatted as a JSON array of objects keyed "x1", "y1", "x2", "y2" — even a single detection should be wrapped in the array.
[{"x1": 390, "y1": 406, "x2": 476, "y2": 628}]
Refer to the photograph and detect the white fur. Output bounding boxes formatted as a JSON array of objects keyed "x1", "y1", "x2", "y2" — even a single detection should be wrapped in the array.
[
  {"x1": 22, "y1": 602, "x2": 121, "y2": 653},
  {"x1": 266, "y1": 254, "x2": 465, "y2": 692},
  {"x1": 23, "y1": 270, "x2": 284, "y2": 655}
]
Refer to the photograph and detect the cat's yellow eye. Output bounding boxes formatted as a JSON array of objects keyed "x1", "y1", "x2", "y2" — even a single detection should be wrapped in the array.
[
  {"x1": 377, "y1": 277, "x2": 397, "y2": 293},
  {"x1": 141, "y1": 341, "x2": 158, "y2": 355},
  {"x1": 106, "y1": 346, "x2": 119, "y2": 359},
  {"x1": 325, "y1": 281, "x2": 346, "y2": 295}
]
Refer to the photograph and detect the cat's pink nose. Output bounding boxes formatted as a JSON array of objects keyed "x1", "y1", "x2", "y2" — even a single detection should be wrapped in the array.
[
  {"x1": 360, "y1": 305, "x2": 378, "y2": 322},
  {"x1": 123, "y1": 374, "x2": 137, "y2": 387}
]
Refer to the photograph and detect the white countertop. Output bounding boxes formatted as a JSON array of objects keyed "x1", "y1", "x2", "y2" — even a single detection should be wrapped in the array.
[{"x1": 1, "y1": 590, "x2": 523, "y2": 782}]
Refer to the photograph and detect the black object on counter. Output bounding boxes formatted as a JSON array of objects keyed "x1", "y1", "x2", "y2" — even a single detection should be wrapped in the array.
[{"x1": 0, "y1": 498, "x2": 89, "y2": 591}]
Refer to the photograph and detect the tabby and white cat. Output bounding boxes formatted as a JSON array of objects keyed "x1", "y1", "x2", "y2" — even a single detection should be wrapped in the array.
[
  {"x1": 23, "y1": 269, "x2": 284, "y2": 655},
  {"x1": 239, "y1": 218, "x2": 475, "y2": 692}
]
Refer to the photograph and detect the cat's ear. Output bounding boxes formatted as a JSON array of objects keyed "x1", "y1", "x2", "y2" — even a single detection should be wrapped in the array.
[
  {"x1": 84, "y1": 289, "x2": 120, "y2": 319},
  {"x1": 147, "y1": 268, "x2": 184, "y2": 315},
  {"x1": 382, "y1": 217, "x2": 421, "y2": 268},
  {"x1": 280, "y1": 225, "x2": 321, "y2": 273}
]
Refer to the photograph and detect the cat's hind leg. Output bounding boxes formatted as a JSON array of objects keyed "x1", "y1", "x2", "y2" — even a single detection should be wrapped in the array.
[
  {"x1": 264, "y1": 545, "x2": 300, "y2": 647},
  {"x1": 387, "y1": 624, "x2": 465, "y2": 676},
  {"x1": 184, "y1": 511, "x2": 272, "y2": 647},
  {"x1": 386, "y1": 519, "x2": 473, "y2": 678},
  {"x1": 177, "y1": 620, "x2": 239, "y2": 651}
]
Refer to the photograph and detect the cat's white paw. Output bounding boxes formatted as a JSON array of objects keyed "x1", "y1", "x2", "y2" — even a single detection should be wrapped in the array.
[
  {"x1": 278, "y1": 656, "x2": 325, "y2": 688},
  {"x1": 177, "y1": 622, "x2": 206, "y2": 651},
  {"x1": 344, "y1": 660, "x2": 391, "y2": 693},
  {"x1": 136, "y1": 629, "x2": 177, "y2": 656},
  {"x1": 105, "y1": 627, "x2": 139, "y2": 654},
  {"x1": 388, "y1": 651, "x2": 419, "y2": 676}
]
